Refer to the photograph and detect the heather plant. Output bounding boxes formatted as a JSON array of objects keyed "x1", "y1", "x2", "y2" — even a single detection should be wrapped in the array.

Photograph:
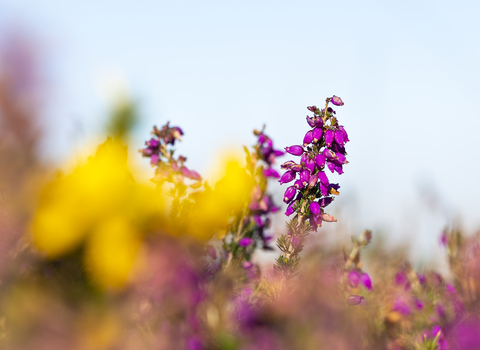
[{"x1": 275, "y1": 95, "x2": 349, "y2": 277}]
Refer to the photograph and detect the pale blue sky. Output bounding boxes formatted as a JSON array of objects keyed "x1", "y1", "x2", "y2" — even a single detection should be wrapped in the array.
[{"x1": 2, "y1": 0, "x2": 480, "y2": 264}]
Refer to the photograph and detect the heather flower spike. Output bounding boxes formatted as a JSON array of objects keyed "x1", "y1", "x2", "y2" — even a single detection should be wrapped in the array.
[{"x1": 275, "y1": 96, "x2": 349, "y2": 277}]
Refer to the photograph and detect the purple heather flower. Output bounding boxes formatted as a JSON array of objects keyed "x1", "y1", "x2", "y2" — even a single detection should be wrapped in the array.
[
  {"x1": 347, "y1": 295, "x2": 365, "y2": 306},
  {"x1": 291, "y1": 163, "x2": 303, "y2": 172},
  {"x1": 418, "y1": 273, "x2": 426, "y2": 284},
  {"x1": 327, "y1": 107, "x2": 336, "y2": 114},
  {"x1": 331, "y1": 95, "x2": 344, "y2": 106},
  {"x1": 334, "y1": 164, "x2": 343, "y2": 175},
  {"x1": 318, "y1": 171, "x2": 329, "y2": 186},
  {"x1": 306, "y1": 116, "x2": 315, "y2": 128},
  {"x1": 303, "y1": 130, "x2": 313, "y2": 146},
  {"x1": 258, "y1": 134, "x2": 265, "y2": 144},
  {"x1": 348, "y1": 270, "x2": 360, "y2": 287},
  {"x1": 239, "y1": 237, "x2": 254, "y2": 247},
  {"x1": 310, "y1": 201, "x2": 320, "y2": 215},
  {"x1": 312, "y1": 128, "x2": 323, "y2": 143},
  {"x1": 307, "y1": 105, "x2": 318, "y2": 113},
  {"x1": 281, "y1": 160, "x2": 296, "y2": 169},
  {"x1": 190, "y1": 170, "x2": 202, "y2": 181},
  {"x1": 327, "y1": 161, "x2": 335, "y2": 173},
  {"x1": 283, "y1": 186, "x2": 296, "y2": 203},
  {"x1": 323, "y1": 148, "x2": 336, "y2": 160},
  {"x1": 151, "y1": 153, "x2": 159, "y2": 165},
  {"x1": 252, "y1": 215, "x2": 262, "y2": 226},
  {"x1": 360, "y1": 273, "x2": 373, "y2": 291},
  {"x1": 325, "y1": 129, "x2": 334, "y2": 147},
  {"x1": 315, "y1": 154, "x2": 326, "y2": 168},
  {"x1": 334, "y1": 129, "x2": 344, "y2": 146},
  {"x1": 300, "y1": 169, "x2": 311, "y2": 186},
  {"x1": 314, "y1": 117, "x2": 323, "y2": 128},
  {"x1": 242, "y1": 261, "x2": 253, "y2": 269},
  {"x1": 285, "y1": 202, "x2": 296, "y2": 216},
  {"x1": 273, "y1": 149, "x2": 285, "y2": 157},
  {"x1": 285, "y1": 145, "x2": 304, "y2": 156},
  {"x1": 339, "y1": 125, "x2": 349, "y2": 142},
  {"x1": 320, "y1": 182, "x2": 329, "y2": 196},
  {"x1": 415, "y1": 299, "x2": 424, "y2": 310},
  {"x1": 336, "y1": 153, "x2": 347, "y2": 164},
  {"x1": 263, "y1": 168, "x2": 280, "y2": 178},
  {"x1": 279, "y1": 171, "x2": 295, "y2": 184},
  {"x1": 310, "y1": 213, "x2": 322, "y2": 231},
  {"x1": 307, "y1": 174, "x2": 318, "y2": 189},
  {"x1": 141, "y1": 148, "x2": 153, "y2": 156},
  {"x1": 294, "y1": 180, "x2": 305, "y2": 190},
  {"x1": 319, "y1": 196, "x2": 333, "y2": 207},
  {"x1": 147, "y1": 138, "x2": 160, "y2": 149},
  {"x1": 181, "y1": 166, "x2": 192, "y2": 178},
  {"x1": 304, "y1": 158, "x2": 315, "y2": 173}
]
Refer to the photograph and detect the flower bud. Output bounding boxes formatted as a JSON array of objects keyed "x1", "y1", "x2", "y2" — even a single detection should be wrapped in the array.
[
  {"x1": 303, "y1": 130, "x2": 313, "y2": 146},
  {"x1": 312, "y1": 128, "x2": 323, "y2": 143},
  {"x1": 314, "y1": 117, "x2": 323, "y2": 128},
  {"x1": 307, "y1": 174, "x2": 318, "y2": 189},
  {"x1": 325, "y1": 130, "x2": 334, "y2": 147},
  {"x1": 258, "y1": 134, "x2": 265, "y2": 144},
  {"x1": 304, "y1": 158, "x2": 315, "y2": 173},
  {"x1": 315, "y1": 154, "x2": 325, "y2": 168},
  {"x1": 300, "y1": 170, "x2": 311, "y2": 185},
  {"x1": 239, "y1": 238, "x2": 254, "y2": 247},
  {"x1": 285, "y1": 145, "x2": 304, "y2": 156},
  {"x1": 347, "y1": 295, "x2": 365, "y2": 306},
  {"x1": 319, "y1": 196, "x2": 333, "y2": 207},
  {"x1": 283, "y1": 186, "x2": 296, "y2": 203},
  {"x1": 322, "y1": 213, "x2": 337, "y2": 222},
  {"x1": 190, "y1": 170, "x2": 202, "y2": 181},
  {"x1": 348, "y1": 270, "x2": 360, "y2": 287},
  {"x1": 360, "y1": 273, "x2": 373, "y2": 291},
  {"x1": 181, "y1": 166, "x2": 192, "y2": 178},
  {"x1": 310, "y1": 201, "x2": 321, "y2": 215},
  {"x1": 141, "y1": 148, "x2": 154, "y2": 156},
  {"x1": 318, "y1": 171, "x2": 329, "y2": 185},
  {"x1": 291, "y1": 164, "x2": 303, "y2": 172},
  {"x1": 331, "y1": 95, "x2": 344, "y2": 106},
  {"x1": 294, "y1": 180, "x2": 305, "y2": 190},
  {"x1": 285, "y1": 201, "x2": 296, "y2": 216},
  {"x1": 339, "y1": 125, "x2": 349, "y2": 142},
  {"x1": 281, "y1": 160, "x2": 295, "y2": 169},
  {"x1": 151, "y1": 153, "x2": 159, "y2": 166},
  {"x1": 306, "y1": 116, "x2": 315, "y2": 128},
  {"x1": 279, "y1": 171, "x2": 295, "y2": 184},
  {"x1": 334, "y1": 129, "x2": 344, "y2": 145},
  {"x1": 147, "y1": 138, "x2": 160, "y2": 149},
  {"x1": 263, "y1": 168, "x2": 280, "y2": 178}
]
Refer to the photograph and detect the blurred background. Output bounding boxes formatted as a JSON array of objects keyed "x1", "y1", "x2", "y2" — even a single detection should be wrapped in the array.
[{"x1": 2, "y1": 0, "x2": 479, "y2": 267}]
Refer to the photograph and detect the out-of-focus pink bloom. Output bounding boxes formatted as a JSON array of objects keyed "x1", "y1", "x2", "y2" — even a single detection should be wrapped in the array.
[
  {"x1": 239, "y1": 238, "x2": 254, "y2": 247},
  {"x1": 348, "y1": 270, "x2": 360, "y2": 288},
  {"x1": 360, "y1": 273, "x2": 373, "y2": 291}
]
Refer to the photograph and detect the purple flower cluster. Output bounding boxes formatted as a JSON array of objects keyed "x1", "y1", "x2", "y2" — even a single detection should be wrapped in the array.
[
  {"x1": 279, "y1": 96, "x2": 349, "y2": 231},
  {"x1": 139, "y1": 122, "x2": 201, "y2": 183},
  {"x1": 248, "y1": 129, "x2": 284, "y2": 248},
  {"x1": 253, "y1": 129, "x2": 285, "y2": 178}
]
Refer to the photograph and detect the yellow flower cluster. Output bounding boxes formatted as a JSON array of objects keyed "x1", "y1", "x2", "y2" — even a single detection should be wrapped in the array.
[{"x1": 31, "y1": 140, "x2": 253, "y2": 289}]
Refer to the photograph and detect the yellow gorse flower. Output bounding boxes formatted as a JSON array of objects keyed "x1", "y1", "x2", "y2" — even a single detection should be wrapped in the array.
[{"x1": 31, "y1": 138, "x2": 164, "y2": 289}]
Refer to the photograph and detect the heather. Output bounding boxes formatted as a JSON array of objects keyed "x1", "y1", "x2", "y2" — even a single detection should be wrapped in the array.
[{"x1": 2, "y1": 43, "x2": 480, "y2": 350}]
